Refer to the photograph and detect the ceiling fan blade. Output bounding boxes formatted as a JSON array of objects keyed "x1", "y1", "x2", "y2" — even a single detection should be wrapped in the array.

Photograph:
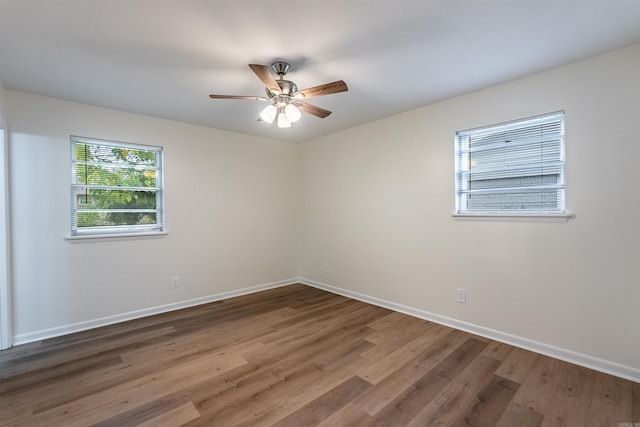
[
  {"x1": 249, "y1": 64, "x2": 281, "y2": 94},
  {"x1": 298, "y1": 102, "x2": 332, "y2": 118},
  {"x1": 296, "y1": 80, "x2": 348, "y2": 98},
  {"x1": 209, "y1": 94, "x2": 269, "y2": 101}
]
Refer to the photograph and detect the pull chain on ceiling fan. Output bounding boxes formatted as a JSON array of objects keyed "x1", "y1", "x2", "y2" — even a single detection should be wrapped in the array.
[{"x1": 209, "y1": 61, "x2": 348, "y2": 128}]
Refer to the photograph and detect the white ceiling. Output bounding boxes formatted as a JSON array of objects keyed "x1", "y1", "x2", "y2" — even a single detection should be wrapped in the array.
[{"x1": 1, "y1": 1, "x2": 640, "y2": 143}]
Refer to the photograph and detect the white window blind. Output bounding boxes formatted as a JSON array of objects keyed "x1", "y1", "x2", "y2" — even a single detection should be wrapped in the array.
[
  {"x1": 70, "y1": 136, "x2": 164, "y2": 236},
  {"x1": 455, "y1": 112, "x2": 565, "y2": 214}
]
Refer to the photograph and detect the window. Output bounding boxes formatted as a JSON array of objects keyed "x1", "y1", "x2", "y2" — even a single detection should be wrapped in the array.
[
  {"x1": 70, "y1": 136, "x2": 164, "y2": 236},
  {"x1": 455, "y1": 112, "x2": 565, "y2": 215}
]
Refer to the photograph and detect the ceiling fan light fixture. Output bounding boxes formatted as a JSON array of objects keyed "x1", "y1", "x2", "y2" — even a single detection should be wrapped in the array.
[
  {"x1": 210, "y1": 61, "x2": 348, "y2": 129},
  {"x1": 285, "y1": 103, "x2": 302, "y2": 123},
  {"x1": 259, "y1": 104, "x2": 277, "y2": 123}
]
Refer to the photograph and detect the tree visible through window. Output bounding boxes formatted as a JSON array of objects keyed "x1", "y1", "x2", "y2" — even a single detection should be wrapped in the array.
[
  {"x1": 455, "y1": 112, "x2": 565, "y2": 214},
  {"x1": 71, "y1": 136, "x2": 164, "y2": 236}
]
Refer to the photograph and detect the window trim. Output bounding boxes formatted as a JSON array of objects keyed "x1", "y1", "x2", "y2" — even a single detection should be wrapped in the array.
[
  {"x1": 454, "y1": 111, "x2": 570, "y2": 218},
  {"x1": 65, "y1": 231, "x2": 168, "y2": 241},
  {"x1": 452, "y1": 212, "x2": 574, "y2": 223},
  {"x1": 69, "y1": 135, "x2": 165, "y2": 238}
]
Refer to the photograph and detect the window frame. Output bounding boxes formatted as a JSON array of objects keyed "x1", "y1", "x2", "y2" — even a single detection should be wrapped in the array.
[
  {"x1": 454, "y1": 112, "x2": 570, "y2": 219},
  {"x1": 69, "y1": 135, "x2": 165, "y2": 238}
]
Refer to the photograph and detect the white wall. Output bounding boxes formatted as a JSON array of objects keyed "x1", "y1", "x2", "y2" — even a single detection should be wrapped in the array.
[
  {"x1": 300, "y1": 44, "x2": 640, "y2": 376},
  {"x1": 6, "y1": 91, "x2": 300, "y2": 341}
]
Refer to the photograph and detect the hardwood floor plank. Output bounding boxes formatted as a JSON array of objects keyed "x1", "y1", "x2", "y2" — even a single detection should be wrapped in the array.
[
  {"x1": 494, "y1": 402, "x2": 544, "y2": 427},
  {"x1": 451, "y1": 374, "x2": 520, "y2": 426},
  {"x1": 237, "y1": 359, "x2": 372, "y2": 427},
  {"x1": 0, "y1": 355, "x2": 124, "y2": 418},
  {"x1": 481, "y1": 340, "x2": 515, "y2": 362},
  {"x1": 508, "y1": 354, "x2": 566, "y2": 415},
  {"x1": 180, "y1": 311, "x2": 378, "y2": 424},
  {"x1": 185, "y1": 364, "x2": 322, "y2": 426},
  {"x1": 256, "y1": 301, "x2": 383, "y2": 349},
  {"x1": 0, "y1": 284, "x2": 635, "y2": 426},
  {"x1": 0, "y1": 341, "x2": 42, "y2": 362},
  {"x1": 494, "y1": 346, "x2": 540, "y2": 383},
  {"x1": 0, "y1": 325, "x2": 176, "y2": 381},
  {"x1": 94, "y1": 400, "x2": 201, "y2": 427},
  {"x1": 12, "y1": 351, "x2": 248, "y2": 426},
  {"x1": 316, "y1": 403, "x2": 373, "y2": 427},
  {"x1": 352, "y1": 328, "x2": 470, "y2": 416},
  {"x1": 245, "y1": 309, "x2": 385, "y2": 369},
  {"x1": 586, "y1": 371, "x2": 633, "y2": 426},
  {"x1": 360, "y1": 317, "x2": 434, "y2": 362},
  {"x1": 316, "y1": 339, "x2": 375, "y2": 373},
  {"x1": 266, "y1": 298, "x2": 374, "y2": 333},
  {"x1": 286, "y1": 289, "x2": 347, "y2": 310},
  {"x1": 541, "y1": 363, "x2": 596, "y2": 427},
  {"x1": 118, "y1": 312, "x2": 279, "y2": 365},
  {"x1": 0, "y1": 352, "x2": 123, "y2": 396},
  {"x1": 357, "y1": 323, "x2": 451, "y2": 384},
  {"x1": 404, "y1": 356, "x2": 503, "y2": 426},
  {"x1": 368, "y1": 338, "x2": 489, "y2": 426},
  {"x1": 89, "y1": 362, "x2": 258, "y2": 427},
  {"x1": 30, "y1": 341, "x2": 265, "y2": 416},
  {"x1": 270, "y1": 376, "x2": 371, "y2": 427},
  {"x1": 245, "y1": 325, "x2": 369, "y2": 370},
  {"x1": 186, "y1": 357, "x2": 368, "y2": 427},
  {"x1": 365, "y1": 311, "x2": 409, "y2": 332},
  {"x1": 135, "y1": 402, "x2": 201, "y2": 427}
]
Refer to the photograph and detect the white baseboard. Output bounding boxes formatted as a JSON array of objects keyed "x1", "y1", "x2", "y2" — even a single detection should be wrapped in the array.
[
  {"x1": 299, "y1": 278, "x2": 640, "y2": 383},
  {"x1": 12, "y1": 278, "x2": 298, "y2": 346}
]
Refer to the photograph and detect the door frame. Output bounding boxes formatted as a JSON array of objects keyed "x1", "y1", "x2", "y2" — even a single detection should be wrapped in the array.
[{"x1": 0, "y1": 125, "x2": 12, "y2": 350}]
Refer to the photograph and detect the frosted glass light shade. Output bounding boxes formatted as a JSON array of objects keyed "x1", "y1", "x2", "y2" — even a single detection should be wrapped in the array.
[
  {"x1": 277, "y1": 112, "x2": 291, "y2": 128},
  {"x1": 259, "y1": 104, "x2": 277, "y2": 123},
  {"x1": 284, "y1": 103, "x2": 302, "y2": 123}
]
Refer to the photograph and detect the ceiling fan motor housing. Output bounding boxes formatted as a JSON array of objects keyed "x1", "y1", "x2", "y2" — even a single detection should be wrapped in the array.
[{"x1": 266, "y1": 79, "x2": 298, "y2": 97}]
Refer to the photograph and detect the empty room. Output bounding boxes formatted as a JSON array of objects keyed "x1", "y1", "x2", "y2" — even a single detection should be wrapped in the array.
[{"x1": 0, "y1": 1, "x2": 638, "y2": 426}]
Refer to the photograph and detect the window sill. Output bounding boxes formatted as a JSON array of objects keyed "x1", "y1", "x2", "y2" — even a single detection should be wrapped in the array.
[
  {"x1": 452, "y1": 212, "x2": 574, "y2": 223},
  {"x1": 65, "y1": 231, "x2": 168, "y2": 241}
]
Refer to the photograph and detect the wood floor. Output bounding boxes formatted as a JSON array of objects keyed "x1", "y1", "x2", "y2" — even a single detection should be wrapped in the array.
[{"x1": 0, "y1": 284, "x2": 638, "y2": 426}]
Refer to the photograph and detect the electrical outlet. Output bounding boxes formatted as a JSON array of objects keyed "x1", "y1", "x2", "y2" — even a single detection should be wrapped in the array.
[
  {"x1": 456, "y1": 288, "x2": 466, "y2": 304},
  {"x1": 323, "y1": 262, "x2": 329, "y2": 274},
  {"x1": 171, "y1": 276, "x2": 180, "y2": 289}
]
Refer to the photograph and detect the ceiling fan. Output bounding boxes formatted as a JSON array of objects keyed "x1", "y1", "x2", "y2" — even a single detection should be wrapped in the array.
[{"x1": 209, "y1": 61, "x2": 348, "y2": 128}]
